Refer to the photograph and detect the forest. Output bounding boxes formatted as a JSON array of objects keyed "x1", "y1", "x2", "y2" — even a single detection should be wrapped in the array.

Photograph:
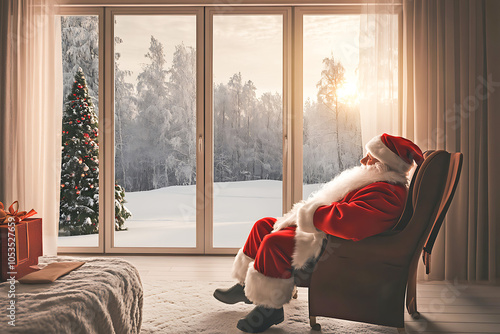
[{"x1": 61, "y1": 16, "x2": 363, "y2": 193}]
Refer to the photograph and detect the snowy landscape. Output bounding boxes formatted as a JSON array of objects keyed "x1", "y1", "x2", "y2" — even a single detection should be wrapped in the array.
[{"x1": 58, "y1": 180, "x2": 322, "y2": 248}]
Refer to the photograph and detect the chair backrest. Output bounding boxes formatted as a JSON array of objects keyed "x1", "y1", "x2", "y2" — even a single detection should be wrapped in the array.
[
  {"x1": 420, "y1": 152, "x2": 463, "y2": 272},
  {"x1": 395, "y1": 150, "x2": 463, "y2": 274},
  {"x1": 390, "y1": 150, "x2": 436, "y2": 233}
]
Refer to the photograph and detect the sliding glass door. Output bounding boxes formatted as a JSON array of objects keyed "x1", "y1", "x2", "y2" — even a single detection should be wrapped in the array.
[
  {"x1": 296, "y1": 7, "x2": 400, "y2": 201},
  {"x1": 58, "y1": 10, "x2": 104, "y2": 253},
  {"x1": 104, "y1": 8, "x2": 205, "y2": 253},
  {"x1": 113, "y1": 14, "x2": 198, "y2": 249},
  {"x1": 210, "y1": 11, "x2": 287, "y2": 249}
]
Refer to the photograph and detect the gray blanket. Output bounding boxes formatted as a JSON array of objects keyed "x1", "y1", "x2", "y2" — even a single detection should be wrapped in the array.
[{"x1": 0, "y1": 256, "x2": 143, "y2": 334}]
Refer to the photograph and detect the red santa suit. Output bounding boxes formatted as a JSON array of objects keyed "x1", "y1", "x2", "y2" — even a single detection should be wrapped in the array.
[{"x1": 231, "y1": 134, "x2": 424, "y2": 309}]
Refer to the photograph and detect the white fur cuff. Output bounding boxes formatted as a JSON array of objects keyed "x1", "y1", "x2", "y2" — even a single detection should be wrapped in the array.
[
  {"x1": 231, "y1": 248, "x2": 253, "y2": 284},
  {"x1": 297, "y1": 200, "x2": 323, "y2": 234},
  {"x1": 292, "y1": 228, "x2": 326, "y2": 269},
  {"x1": 244, "y1": 264, "x2": 295, "y2": 309}
]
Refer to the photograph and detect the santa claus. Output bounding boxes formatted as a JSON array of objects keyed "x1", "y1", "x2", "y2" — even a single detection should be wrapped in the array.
[{"x1": 213, "y1": 133, "x2": 424, "y2": 333}]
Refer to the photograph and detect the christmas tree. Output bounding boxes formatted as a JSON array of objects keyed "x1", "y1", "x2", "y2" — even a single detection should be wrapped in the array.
[
  {"x1": 115, "y1": 184, "x2": 131, "y2": 231},
  {"x1": 60, "y1": 68, "x2": 131, "y2": 235}
]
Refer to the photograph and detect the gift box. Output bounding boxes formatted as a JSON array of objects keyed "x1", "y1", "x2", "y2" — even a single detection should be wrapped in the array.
[{"x1": 0, "y1": 218, "x2": 43, "y2": 281}]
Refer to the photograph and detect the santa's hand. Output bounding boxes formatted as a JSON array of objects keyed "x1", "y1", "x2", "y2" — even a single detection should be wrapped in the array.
[
  {"x1": 271, "y1": 201, "x2": 305, "y2": 233},
  {"x1": 272, "y1": 215, "x2": 296, "y2": 232}
]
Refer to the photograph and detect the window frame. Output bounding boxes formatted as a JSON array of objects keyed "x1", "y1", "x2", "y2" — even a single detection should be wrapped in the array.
[{"x1": 103, "y1": 6, "x2": 205, "y2": 254}]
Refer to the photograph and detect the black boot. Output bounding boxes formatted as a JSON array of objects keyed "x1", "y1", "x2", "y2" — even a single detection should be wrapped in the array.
[
  {"x1": 236, "y1": 305, "x2": 284, "y2": 333},
  {"x1": 213, "y1": 283, "x2": 252, "y2": 304}
]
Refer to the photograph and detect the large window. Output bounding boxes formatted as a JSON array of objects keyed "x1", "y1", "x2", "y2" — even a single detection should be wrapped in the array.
[
  {"x1": 113, "y1": 14, "x2": 198, "y2": 248},
  {"x1": 58, "y1": 14, "x2": 102, "y2": 251},
  {"x1": 57, "y1": 5, "x2": 400, "y2": 254},
  {"x1": 302, "y1": 15, "x2": 363, "y2": 199},
  {"x1": 212, "y1": 14, "x2": 283, "y2": 248}
]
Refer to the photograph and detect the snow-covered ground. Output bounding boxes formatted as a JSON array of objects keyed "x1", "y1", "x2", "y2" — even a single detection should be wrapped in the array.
[{"x1": 58, "y1": 180, "x2": 322, "y2": 249}]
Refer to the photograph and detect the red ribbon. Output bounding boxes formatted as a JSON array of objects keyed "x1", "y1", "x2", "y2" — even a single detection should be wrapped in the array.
[{"x1": 0, "y1": 201, "x2": 37, "y2": 224}]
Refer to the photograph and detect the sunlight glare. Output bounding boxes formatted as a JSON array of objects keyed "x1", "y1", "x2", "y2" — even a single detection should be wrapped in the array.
[{"x1": 337, "y1": 75, "x2": 359, "y2": 105}]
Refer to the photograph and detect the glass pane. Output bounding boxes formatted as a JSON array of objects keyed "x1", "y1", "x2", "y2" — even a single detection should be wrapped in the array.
[
  {"x1": 114, "y1": 15, "x2": 197, "y2": 248},
  {"x1": 303, "y1": 14, "x2": 399, "y2": 200},
  {"x1": 58, "y1": 15, "x2": 100, "y2": 248},
  {"x1": 302, "y1": 15, "x2": 364, "y2": 199},
  {"x1": 213, "y1": 15, "x2": 283, "y2": 248}
]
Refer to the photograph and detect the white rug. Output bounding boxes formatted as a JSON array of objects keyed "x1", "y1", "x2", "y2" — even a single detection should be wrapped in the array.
[{"x1": 141, "y1": 280, "x2": 399, "y2": 334}]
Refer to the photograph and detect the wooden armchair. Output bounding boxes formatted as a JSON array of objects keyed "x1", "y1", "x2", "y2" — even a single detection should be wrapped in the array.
[{"x1": 294, "y1": 150, "x2": 463, "y2": 331}]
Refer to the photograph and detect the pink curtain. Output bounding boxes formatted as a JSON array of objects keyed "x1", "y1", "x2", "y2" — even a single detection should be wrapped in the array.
[
  {"x1": 403, "y1": 0, "x2": 500, "y2": 281},
  {"x1": 0, "y1": 0, "x2": 63, "y2": 255}
]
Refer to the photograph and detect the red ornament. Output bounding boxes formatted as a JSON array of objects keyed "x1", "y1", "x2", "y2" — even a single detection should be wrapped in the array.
[
  {"x1": 76, "y1": 190, "x2": 80, "y2": 195},
  {"x1": 73, "y1": 94, "x2": 76, "y2": 96},
  {"x1": 89, "y1": 185, "x2": 94, "y2": 188},
  {"x1": 78, "y1": 85, "x2": 83, "y2": 88},
  {"x1": 61, "y1": 184, "x2": 65, "y2": 188},
  {"x1": 75, "y1": 186, "x2": 78, "y2": 189}
]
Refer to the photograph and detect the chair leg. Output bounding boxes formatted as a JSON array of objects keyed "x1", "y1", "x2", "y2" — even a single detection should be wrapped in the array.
[
  {"x1": 396, "y1": 327, "x2": 406, "y2": 334},
  {"x1": 310, "y1": 316, "x2": 321, "y2": 331},
  {"x1": 406, "y1": 267, "x2": 419, "y2": 319}
]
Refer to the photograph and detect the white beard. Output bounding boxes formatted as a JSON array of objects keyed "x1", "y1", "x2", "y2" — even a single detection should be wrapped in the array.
[{"x1": 272, "y1": 162, "x2": 408, "y2": 269}]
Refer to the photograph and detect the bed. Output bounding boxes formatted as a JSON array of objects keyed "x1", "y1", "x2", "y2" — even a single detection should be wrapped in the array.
[{"x1": 0, "y1": 256, "x2": 143, "y2": 334}]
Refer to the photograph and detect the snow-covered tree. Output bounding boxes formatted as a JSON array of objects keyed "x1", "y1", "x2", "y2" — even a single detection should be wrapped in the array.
[
  {"x1": 213, "y1": 73, "x2": 282, "y2": 182},
  {"x1": 61, "y1": 16, "x2": 99, "y2": 113},
  {"x1": 167, "y1": 44, "x2": 197, "y2": 185},
  {"x1": 316, "y1": 55, "x2": 346, "y2": 171},
  {"x1": 133, "y1": 36, "x2": 172, "y2": 190},
  {"x1": 114, "y1": 35, "x2": 137, "y2": 191},
  {"x1": 115, "y1": 184, "x2": 131, "y2": 231}
]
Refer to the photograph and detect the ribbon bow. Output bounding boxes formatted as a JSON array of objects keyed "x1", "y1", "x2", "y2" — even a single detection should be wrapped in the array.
[{"x1": 0, "y1": 201, "x2": 37, "y2": 224}]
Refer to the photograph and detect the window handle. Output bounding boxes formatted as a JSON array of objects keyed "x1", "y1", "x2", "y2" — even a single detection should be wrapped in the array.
[
  {"x1": 284, "y1": 135, "x2": 288, "y2": 157},
  {"x1": 198, "y1": 135, "x2": 203, "y2": 153}
]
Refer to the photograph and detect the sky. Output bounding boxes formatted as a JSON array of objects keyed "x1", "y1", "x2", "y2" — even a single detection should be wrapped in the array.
[{"x1": 114, "y1": 14, "x2": 360, "y2": 103}]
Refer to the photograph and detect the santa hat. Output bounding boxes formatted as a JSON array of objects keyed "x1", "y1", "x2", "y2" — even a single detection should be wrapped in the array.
[{"x1": 365, "y1": 133, "x2": 424, "y2": 174}]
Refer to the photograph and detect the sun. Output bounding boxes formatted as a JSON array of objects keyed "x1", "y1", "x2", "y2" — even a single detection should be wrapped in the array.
[{"x1": 337, "y1": 76, "x2": 359, "y2": 105}]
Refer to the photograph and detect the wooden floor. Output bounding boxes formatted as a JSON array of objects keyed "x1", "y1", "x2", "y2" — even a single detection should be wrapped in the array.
[{"x1": 72, "y1": 255, "x2": 500, "y2": 333}]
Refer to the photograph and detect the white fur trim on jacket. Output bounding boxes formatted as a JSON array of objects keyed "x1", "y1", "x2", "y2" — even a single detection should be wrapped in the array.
[
  {"x1": 231, "y1": 248, "x2": 253, "y2": 284},
  {"x1": 365, "y1": 135, "x2": 412, "y2": 174},
  {"x1": 244, "y1": 264, "x2": 295, "y2": 309},
  {"x1": 291, "y1": 164, "x2": 408, "y2": 269},
  {"x1": 271, "y1": 201, "x2": 304, "y2": 232}
]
